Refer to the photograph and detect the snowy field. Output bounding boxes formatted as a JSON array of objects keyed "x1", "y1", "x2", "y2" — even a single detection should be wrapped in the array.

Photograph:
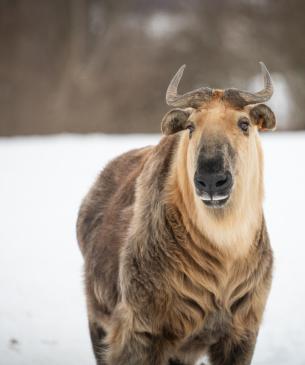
[{"x1": 0, "y1": 132, "x2": 305, "y2": 365}]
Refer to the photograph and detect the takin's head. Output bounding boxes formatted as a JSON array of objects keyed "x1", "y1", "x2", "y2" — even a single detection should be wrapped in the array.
[{"x1": 162, "y1": 63, "x2": 276, "y2": 210}]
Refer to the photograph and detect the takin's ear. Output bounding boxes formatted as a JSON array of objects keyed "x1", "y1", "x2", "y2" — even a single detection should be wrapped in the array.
[
  {"x1": 161, "y1": 108, "x2": 193, "y2": 135},
  {"x1": 249, "y1": 104, "x2": 276, "y2": 131}
]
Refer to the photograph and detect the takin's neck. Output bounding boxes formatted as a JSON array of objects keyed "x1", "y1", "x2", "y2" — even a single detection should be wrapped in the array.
[{"x1": 165, "y1": 138, "x2": 264, "y2": 259}]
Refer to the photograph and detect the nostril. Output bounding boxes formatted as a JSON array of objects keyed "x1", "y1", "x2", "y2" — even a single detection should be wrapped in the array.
[
  {"x1": 200, "y1": 180, "x2": 207, "y2": 188},
  {"x1": 196, "y1": 177, "x2": 206, "y2": 188},
  {"x1": 215, "y1": 176, "x2": 228, "y2": 187}
]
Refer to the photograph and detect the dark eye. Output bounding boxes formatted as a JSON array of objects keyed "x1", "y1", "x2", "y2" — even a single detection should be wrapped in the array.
[
  {"x1": 186, "y1": 123, "x2": 195, "y2": 138},
  {"x1": 238, "y1": 118, "x2": 250, "y2": 134}
]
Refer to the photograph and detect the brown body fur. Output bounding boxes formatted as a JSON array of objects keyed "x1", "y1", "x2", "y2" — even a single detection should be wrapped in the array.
[{"x1": 77, "y1": 100, "x2": 273, "y2": 365}]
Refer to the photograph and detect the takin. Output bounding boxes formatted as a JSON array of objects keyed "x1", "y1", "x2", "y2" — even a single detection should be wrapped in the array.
[{"x1": 77, "y1": 62, "x2": 275, "y2": 365}]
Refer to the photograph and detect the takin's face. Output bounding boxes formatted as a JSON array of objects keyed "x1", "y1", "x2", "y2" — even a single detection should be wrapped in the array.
[{"x1": 162, "y1": 100, "x2": 276, "y2": 209}]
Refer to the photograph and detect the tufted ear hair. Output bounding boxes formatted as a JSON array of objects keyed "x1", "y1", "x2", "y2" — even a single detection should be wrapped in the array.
[
  {"x1": 161, "y1": 108, "x2": 193, "y2": 135},
  {"x1": 249, "y1": 104, "x2": 276, "y2": 131}
]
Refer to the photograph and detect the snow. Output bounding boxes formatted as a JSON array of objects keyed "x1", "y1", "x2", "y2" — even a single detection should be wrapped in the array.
[{"x1": 0, "y1": 132, "x2": 304, "y2": 365}]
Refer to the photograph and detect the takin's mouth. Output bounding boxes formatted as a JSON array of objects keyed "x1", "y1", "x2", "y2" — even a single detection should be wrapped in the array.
[{"x1": 199, "y1": 192, "x2": 230, "y2": 208}]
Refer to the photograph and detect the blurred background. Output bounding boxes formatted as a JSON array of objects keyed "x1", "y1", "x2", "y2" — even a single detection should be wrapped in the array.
[
  {"x1": 0, "y1": 0, "x2": 305, "y2": 136},
  {"x1": 1, "y1": 1, "x2": 305, "y2": 365}
]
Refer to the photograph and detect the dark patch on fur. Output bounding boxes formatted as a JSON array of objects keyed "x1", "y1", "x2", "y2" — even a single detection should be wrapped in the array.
[
  {"x1": 209, "y1": 331, "x2": 257, "y2": 365},
  {"x1": 168, "y1": 359, "x2": 186, "y2": 365},
  {"x1": 89, "y1": 322, "x2": 107, "y2": 364}
]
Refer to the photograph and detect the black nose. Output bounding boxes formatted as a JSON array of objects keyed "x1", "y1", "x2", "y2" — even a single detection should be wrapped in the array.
[{"x1": 195, "y1": 171, "x2": 232, "y2": 195}]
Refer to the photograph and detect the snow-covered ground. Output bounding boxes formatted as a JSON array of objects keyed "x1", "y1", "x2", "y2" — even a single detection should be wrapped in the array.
[{"x1": 0, "y1": 133, "x2": 304, "y2": 365}]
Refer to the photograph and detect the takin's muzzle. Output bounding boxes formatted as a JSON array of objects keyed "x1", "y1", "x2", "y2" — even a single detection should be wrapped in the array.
[{"x1": 194, "y1": 139, "x2": 235, "y2": 208}]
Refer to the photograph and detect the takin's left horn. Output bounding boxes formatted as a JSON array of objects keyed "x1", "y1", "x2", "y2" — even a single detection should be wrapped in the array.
[{"x1": 224, "y1": 62, "x2": 274, "y2": 107}]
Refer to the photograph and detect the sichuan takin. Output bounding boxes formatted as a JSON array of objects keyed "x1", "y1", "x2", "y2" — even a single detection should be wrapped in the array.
[{"x1": 77, "y1": 62, "x2": 275, "y2": 365}]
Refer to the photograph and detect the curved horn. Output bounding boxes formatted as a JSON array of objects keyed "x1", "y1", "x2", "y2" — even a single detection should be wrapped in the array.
[
  {"x1": 166, "y1": 64, "x2": 186, "y2": 106},
  {"x1": 224, "y1": 62, "x2": 273, "y2": 107},
  {"x1": 166, "y1": 65, "x2": 212, "y2": 108}
]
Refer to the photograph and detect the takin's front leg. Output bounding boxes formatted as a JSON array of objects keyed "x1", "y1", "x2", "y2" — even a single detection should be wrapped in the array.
[
  {"x1": 208, "y1": 331, "x2": 257, "y2": 365},
  {"x1": 104, "y1": 305, "x2": 170, "y2": 365},
  {"x1": 106, "y1": 329, "x2": 169, "y2": 365}
]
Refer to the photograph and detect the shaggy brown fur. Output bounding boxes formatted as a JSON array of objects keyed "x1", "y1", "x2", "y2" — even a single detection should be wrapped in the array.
[{"x1": 77, "y1": 97, "x2": 274, "y2": 365}]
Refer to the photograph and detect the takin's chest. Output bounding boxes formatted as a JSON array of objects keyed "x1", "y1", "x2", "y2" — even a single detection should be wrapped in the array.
[
  {"x1": 165, "y1": 287, "x2": 236, "y2": 343},
  {"x1": 162, "y1": 262, "x2": 252, "y2": 343}
]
